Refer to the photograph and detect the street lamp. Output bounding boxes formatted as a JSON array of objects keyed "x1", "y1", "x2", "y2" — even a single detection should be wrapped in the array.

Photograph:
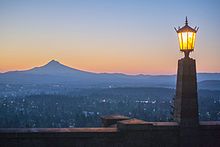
[
  {"x1": 173, "y1": 17, "x2": 199, "y2": 128},
  {"x1": 175, "y1": 17, "x2": 199, "y2": 58}
]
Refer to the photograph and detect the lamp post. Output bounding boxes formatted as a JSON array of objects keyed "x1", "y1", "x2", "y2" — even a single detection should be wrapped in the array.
[
  {"x1": 173, "y1": 17, "x2": 199, "y2": 126},
  {"x1": 174, "y1": 17, "x2": 200, "y2": 147}
]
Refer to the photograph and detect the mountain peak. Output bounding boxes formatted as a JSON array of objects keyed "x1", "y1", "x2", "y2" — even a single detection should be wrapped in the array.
[
  {"x1": 42, "y1": 60, "x2": 72, "y2": 70},
  {"x1": 22, "y1": 59, "x2": 90, "y2": 75},
  {"x1": 46, "y1": 60, "x2": 61, "y2": 66}
]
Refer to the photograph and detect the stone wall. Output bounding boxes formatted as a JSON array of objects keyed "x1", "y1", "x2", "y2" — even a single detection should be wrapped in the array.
[{"x1": 1, "y1": 120, "x2": 219, "y2": 147}]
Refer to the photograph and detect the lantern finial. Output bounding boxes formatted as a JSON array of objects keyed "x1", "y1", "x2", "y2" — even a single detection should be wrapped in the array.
[{"x1": 185, "y1": 16, "x2": 188, "y2": 25}]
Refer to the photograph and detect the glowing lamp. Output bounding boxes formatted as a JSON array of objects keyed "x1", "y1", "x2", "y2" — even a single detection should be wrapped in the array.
[{"x1": 175, "y1": 17, "x2": 199, "y2": 57}]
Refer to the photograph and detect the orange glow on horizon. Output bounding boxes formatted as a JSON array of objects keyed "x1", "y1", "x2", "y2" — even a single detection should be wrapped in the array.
[{"x1": 1, "y1": 57, "x2": 219, "y2": 75}]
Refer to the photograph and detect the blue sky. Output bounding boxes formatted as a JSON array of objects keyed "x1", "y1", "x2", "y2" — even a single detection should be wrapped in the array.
[{"x1": 0, "y1": 0, "x2": 219, "y2": 74}]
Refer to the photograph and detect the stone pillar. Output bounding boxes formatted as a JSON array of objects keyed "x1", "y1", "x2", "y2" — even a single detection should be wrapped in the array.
[
  {"x1": 174, "y1": 57, "x2": 199, "y2": 126},
  {"x1": 174, "y1": 57, "x2": 199, "y2": 147}
]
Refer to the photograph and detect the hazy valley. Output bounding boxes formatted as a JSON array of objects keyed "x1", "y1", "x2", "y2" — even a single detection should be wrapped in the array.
[{"x1": 0, "y1": 60, "x2": 220, "y2": 127}]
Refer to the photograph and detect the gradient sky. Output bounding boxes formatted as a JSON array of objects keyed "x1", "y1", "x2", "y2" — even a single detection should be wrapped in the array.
[{"x1": 0, "y1": 0, "x2": 219, "y2": 74}]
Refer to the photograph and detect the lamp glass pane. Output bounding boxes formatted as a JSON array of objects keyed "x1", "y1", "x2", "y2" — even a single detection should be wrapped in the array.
[
  {"x1": 178, "y1": 33, "x2": 183, "y2": 49},
  {"x1": 182, "y1": 32, "x2": 188, "y2": 50},
  {"x1": 187, "y1": 32, "x2": 193, "y2": 49},
  {"x1": 192, "y1": 33, "x2": 196, "y2": 49}
]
